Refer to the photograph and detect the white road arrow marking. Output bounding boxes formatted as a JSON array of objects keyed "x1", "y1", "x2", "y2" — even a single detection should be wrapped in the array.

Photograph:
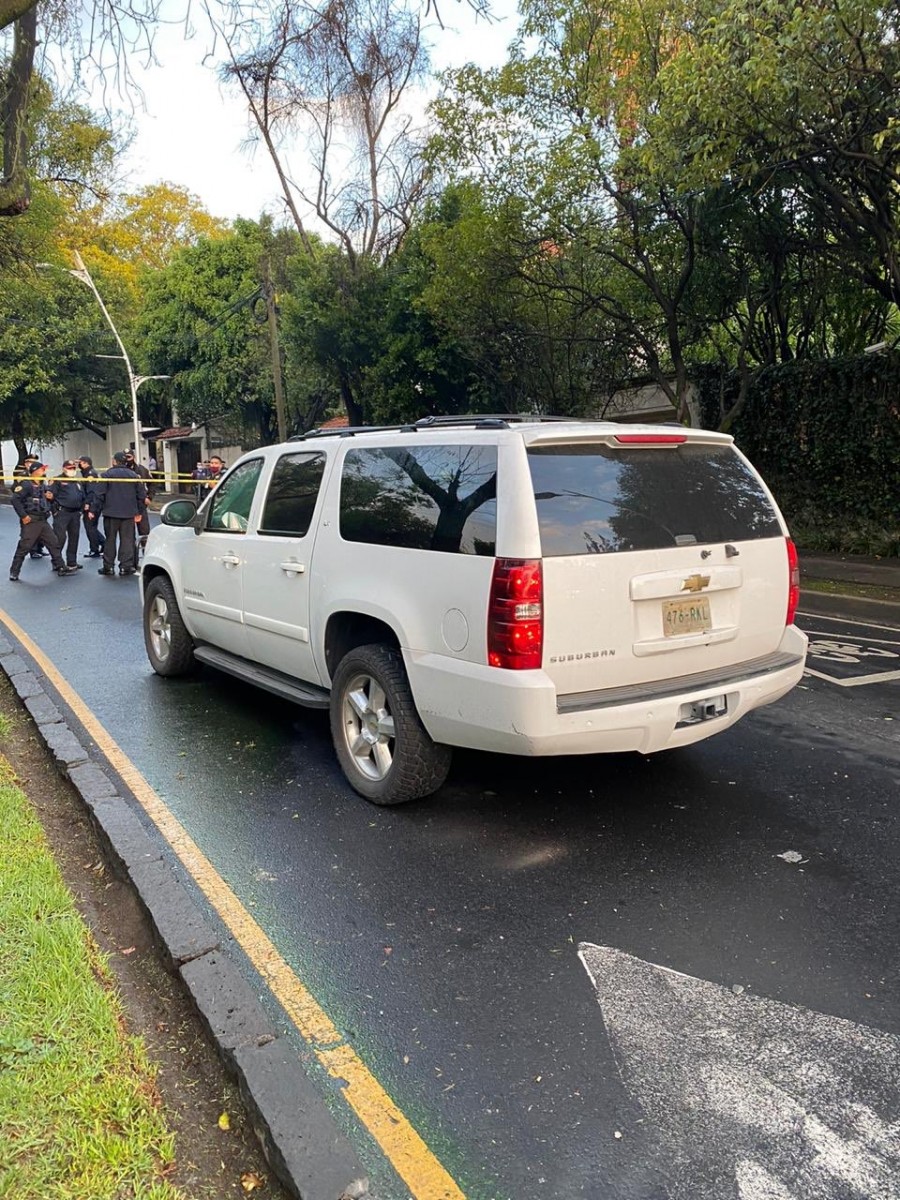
[{"x1": 579, "y1": 944, "x2": 900, "y2": 1200}]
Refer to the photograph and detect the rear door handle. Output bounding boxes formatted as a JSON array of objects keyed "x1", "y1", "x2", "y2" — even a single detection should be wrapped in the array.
[
  {"x1": 221, "y1": 554, "x2": 241, "y2": 567},
  {"x1": 280, "y1": 561, "x2": 306, "y2": 575}
]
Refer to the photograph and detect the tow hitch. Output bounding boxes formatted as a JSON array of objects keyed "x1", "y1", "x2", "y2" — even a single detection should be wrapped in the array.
[{"x1": 677, "y1": 694, "x2": 728, "y2": 727}]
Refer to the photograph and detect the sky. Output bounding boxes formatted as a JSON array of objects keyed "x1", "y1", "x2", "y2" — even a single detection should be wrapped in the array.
[{"x1": 101, "y1": 0, "x2": 521, "y2": 223}]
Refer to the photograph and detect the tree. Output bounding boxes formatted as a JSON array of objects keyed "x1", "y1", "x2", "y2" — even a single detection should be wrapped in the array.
[
  {"x1": 0, "y1": 267, "x2": 132, "y2": 458},
  {"x1": 646, "y1": 0, "x2": 900, "y2": 306},
  {"x1": 137, "y1": 218, "x2": 317, "y2": 444},
  {"x1": 215, "y1": 0, "x2": 430, "y2": 264},
  {"x1": 1, "y1": 0, "x2": 157, "y2": 214},
  {"x1": 430, "y1": 0, "x2": 714, "y2": 421}
]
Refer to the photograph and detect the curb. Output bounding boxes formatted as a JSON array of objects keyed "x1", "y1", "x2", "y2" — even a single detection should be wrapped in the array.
[
  {"x1": 0, "y1": 630, "x2": 371, "y2": 1200},
  {"x1": 799, "y1": 588, "x2": 900, "y2": 628}
]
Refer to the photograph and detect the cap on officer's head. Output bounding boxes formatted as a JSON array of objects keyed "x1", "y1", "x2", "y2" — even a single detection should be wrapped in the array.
[
  {"x1": 62, "y1": 459, "x2": 76, "y2": 469},
  {"x1": 113, "y1": 451, "x2": 128, "y2": 464},
  {"x1": 27, "y1": 461, "x2": 46, "y2": 475},
  {"x1": 24, "y1": 453, "x2": 38, "y2": 463}
]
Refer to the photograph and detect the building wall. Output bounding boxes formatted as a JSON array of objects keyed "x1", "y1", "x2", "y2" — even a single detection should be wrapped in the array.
[
  {"x1": 2, "y1": 421, "x2": 146, "y2": 481},
  {"x1": 605, "y1": 380, "x2": 700, "y2": 425}
]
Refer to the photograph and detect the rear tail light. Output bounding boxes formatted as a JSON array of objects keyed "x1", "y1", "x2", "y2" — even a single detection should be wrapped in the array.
[
  {"x1": 488, "y1": 558, "x2": 543, "y2": 670},
  {"x1": 786, "y1": 538, "x2": 800, "y2": 625}
]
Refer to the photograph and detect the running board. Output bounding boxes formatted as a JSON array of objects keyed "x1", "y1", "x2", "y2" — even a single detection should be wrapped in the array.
[{"x1": 194, "y1": 645, "x2": 331, "y2": 709}]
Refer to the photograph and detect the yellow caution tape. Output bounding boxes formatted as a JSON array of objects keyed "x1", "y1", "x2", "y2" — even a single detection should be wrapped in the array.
[{"x1": 3, "y1": 474, "x2": 221, "y2": 485}]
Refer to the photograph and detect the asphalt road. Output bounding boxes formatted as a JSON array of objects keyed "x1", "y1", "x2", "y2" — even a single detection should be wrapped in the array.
[{"x1": 1, "y1": 507, "x2": 898, "y2": 1200}]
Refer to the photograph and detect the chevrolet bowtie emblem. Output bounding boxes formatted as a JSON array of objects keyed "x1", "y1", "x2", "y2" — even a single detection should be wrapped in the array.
[{"x1": 682, "y1": 574, "x2": 711, "y2": 593}]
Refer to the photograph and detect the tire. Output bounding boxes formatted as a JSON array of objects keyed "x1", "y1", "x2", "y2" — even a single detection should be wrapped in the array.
[
  {"x1": 330, "y1": 643, "x2": 452, "y2": 805},
  {"x1": 143, "y1": 576, "x2": 196, "y2": 677}
]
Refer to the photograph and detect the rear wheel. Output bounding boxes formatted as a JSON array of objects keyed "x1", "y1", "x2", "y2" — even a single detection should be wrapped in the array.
[
  {"x1": 143, "y1": 577, "x2": 196, "y2": 677},
  {"x1": 330, "y1": 643, "x2": 451, "y2": 805}
]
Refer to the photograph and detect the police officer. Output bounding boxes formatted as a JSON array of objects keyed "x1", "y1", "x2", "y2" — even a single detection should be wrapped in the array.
[
  {"x1": 9, "y1": 463, "x2": 79, "y2": 581},
  {"x1": 94, "y1": 451, "x2": 146, "y2": 576},
  {"x1": 13, "y1": 454, "x2": 49, "y2": 560},
  {"x1": 123, "y1": 449, "x2": 154, "y2": 557},
  {"x1": 49, "y1": 460, "x2": 85, "y2": 569},
  {"x1": 77, "y1": 456, "x2": 106, "y2": 557}
]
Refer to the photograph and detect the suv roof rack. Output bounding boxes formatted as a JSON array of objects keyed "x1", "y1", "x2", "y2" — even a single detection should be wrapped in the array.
[
  {"x1": 288, "y1": 423, "x2": 411, "y2": 442},
  {"x1": 289, "y1": 413, "x2": 588, "y2": 442}
]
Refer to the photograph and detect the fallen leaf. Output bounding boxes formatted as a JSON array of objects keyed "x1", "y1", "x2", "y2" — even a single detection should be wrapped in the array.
[
  {"x1": 241, "y1": 1171, "x2": 264, "y2": 1192},
  {"x1": 217, "y1": 1111, "x2": 231, "y2": 1131},
  {"x1": 119, "y1": 946, "x2": 137, "y2": 956}
]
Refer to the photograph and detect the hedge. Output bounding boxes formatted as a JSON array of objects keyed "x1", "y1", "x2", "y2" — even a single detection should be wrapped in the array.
[{"x1": 695, "y1": 354, "x2": 900, "y2": 556}]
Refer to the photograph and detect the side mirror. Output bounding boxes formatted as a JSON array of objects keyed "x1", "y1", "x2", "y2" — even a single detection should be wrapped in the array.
[{"x1": 160, "y1": 499, "x2": 198, "y2": 527}]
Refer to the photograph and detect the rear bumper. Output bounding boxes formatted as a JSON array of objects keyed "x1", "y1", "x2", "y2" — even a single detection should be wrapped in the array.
[{"x1": 407, "y1": 626, "x2": 808, "y2": 757}]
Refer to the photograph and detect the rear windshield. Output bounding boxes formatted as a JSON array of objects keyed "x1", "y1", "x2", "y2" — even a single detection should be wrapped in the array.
[{"x1": 528, "y1": 442, "x2": 781, "y2": 556}]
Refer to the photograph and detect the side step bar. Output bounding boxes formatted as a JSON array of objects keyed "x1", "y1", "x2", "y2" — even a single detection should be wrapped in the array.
[{"x1": 194, "y1": 645, "x2": 331, "y2": 709}]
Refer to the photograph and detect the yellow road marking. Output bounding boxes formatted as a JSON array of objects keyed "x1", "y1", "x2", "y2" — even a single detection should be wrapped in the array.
[{"x1": 0, "y1": 609, "x2": 466, "y2": 1200}]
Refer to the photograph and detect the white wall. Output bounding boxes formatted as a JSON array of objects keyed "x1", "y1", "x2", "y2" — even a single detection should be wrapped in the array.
[
  {"x1": 605, "y1": 381, "x2": 700, "y2": 425},
  {"x1": 2, "y1": 421, "x2": 151, "y2": 481}
]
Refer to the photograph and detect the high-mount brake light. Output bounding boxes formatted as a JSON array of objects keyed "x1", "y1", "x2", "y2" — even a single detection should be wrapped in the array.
[
  {"x1": 488, "y1": 559, "x2": 543, "y2": 670},
  {"x1": 786, "y1": 538, "x2": 800, "y2": 625},
  {"x1": 613, "y1": 433, "x2": 687, "y2": 445}
]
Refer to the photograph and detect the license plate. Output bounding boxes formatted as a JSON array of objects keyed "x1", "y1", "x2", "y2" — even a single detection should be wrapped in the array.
[{"x1": 662, "y1": 597, "x2": 712, "y2": 637}]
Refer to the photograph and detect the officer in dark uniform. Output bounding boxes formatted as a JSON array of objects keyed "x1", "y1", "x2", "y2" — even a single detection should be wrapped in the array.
[
  {"x1": 13, "y1": 454, "x2": 49, "y2": 560},
  {"x1": 77, "y1": 456, "x2": 106, "y2": 557},
  {"x1": 9, "y1": 463, "x2": 79, "y2": 581},
  {"x1": 49, "y1": 460, "x2": 85, "y2": 569},
  {"x1": 123, "y1": 450, "x2": 154, "y2": 557},
  {"x1": 94, "y1": 451, "x2": 147, "y2": 576}
]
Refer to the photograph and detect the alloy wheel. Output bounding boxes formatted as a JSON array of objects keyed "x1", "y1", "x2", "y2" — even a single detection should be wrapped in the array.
[{"x1": 341, "y1": 673, "x2": 397, "y2": 781}]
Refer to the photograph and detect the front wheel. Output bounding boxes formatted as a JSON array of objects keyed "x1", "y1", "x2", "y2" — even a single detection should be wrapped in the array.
[
  {"x1": 143, "y1": 576, "x2": 196, "y2": 677},
  {"x1": 330, "y1": 643, "x2": 452, "y2": 805}
]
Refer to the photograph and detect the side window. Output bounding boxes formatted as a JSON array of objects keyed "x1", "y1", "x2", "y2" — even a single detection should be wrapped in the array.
[
  {"x1": 206, "y1": 459, "x2": 264, "y2": 533},
  {"x1": 340, "y1": 444, "x2": 498, "y2": 555},
  {"x1": 259, "y1": 452, "x2": 326, "y2": 537}
]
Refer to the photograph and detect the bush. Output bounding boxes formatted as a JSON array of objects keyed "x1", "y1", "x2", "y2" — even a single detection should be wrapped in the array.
[{"x1": 695, "y1": 354, "x2": 900, "y2": 556}]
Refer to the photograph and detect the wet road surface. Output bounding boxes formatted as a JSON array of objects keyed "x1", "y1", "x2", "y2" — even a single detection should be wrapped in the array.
[{"x1": 1, "y1": 507, "x2": 898, "y2": 1199}]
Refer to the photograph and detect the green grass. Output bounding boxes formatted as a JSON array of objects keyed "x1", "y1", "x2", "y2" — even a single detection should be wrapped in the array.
[{"x1": 0, "y1": 756, "x2": 186, "y2": 1200}]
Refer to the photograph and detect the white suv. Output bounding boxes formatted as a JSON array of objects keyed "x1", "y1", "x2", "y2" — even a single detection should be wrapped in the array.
[{"x1": 142, "y1": 417, "x2": 807, "y2": 805}]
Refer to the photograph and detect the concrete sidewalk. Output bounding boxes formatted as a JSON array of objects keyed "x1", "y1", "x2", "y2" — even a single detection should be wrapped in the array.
[
  {"x1": 800, "y1": 551, "x2": 900, "y2": 591},
  {"x1": 798, "y1": 550, "x2": 899, "y2": 625}
]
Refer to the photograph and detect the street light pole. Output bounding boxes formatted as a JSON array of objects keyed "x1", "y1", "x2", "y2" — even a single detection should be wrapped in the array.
[
  {"x1": 40, "y1": 252, "x2": 169, "y2": 463},
  {"x1": 68, "y1": 251, "x2": 145, "y2": 460}
]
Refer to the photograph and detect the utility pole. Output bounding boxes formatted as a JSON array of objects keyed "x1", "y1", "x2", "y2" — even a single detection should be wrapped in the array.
[{"x1": 262, "y1": 264, "x2": 287, "y2": 444}]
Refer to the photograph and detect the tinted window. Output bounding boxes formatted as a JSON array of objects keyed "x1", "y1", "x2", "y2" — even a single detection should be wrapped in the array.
[
  {"x1": 340, "y1": 445, "x2": 498, "y2": 555},
  {"x1": 528, "y1": 443, "x2": 781, "y2": 556},
  {"x1": 260, "y1": 453, "x2": 326, "y2": 537},
  {"x1": 206, "y1": 458, "x2": 263, "y2": 533}
]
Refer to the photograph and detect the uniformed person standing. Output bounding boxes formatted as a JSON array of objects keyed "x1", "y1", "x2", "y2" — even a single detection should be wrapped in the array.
[
  {"x1": 78, "y1": 456, "x2": 106, "y2": 558},
  {"x1": 123, "y1": 449, "x2": 154, "y2": 557},
  {"x1": 49, "y1": 460, "x2": 85, "y2": 570},
  {"x1": 9, "y1": 463, "x2": 79, "y2": 581},
  {"x1": 94, "y1": 451, "x2": 146, "y2": 576},
  {"x1": 13, "y1": 454, "x2": 49, "y2": 560}
]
